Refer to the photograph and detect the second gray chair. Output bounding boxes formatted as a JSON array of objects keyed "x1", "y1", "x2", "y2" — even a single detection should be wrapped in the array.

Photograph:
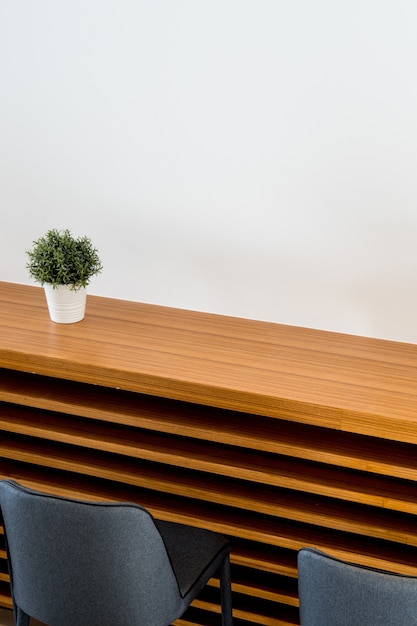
[
  {"x1": 298, "y1": 547, "x2": 417, "y2": 626},
  {"x1": 0, "y1": 479, "x2": 233, "y2": 626}
]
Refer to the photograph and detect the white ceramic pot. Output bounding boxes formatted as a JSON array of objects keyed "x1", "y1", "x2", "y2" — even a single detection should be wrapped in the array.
[{"x1": 44, "y1": 284, "x2": 87, "y2": 323}]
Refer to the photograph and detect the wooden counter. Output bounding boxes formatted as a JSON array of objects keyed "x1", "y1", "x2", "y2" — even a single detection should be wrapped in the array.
[{"x1": 2, "y1": 281, "x2": 417, "y2": 625}]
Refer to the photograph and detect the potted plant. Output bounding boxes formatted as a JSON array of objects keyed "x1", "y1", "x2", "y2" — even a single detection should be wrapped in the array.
[{"x1": 26, "y1": 228, "x2": 103, "y2": 323}]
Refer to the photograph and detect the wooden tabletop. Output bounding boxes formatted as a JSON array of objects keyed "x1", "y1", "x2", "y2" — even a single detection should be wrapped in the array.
[{"x1": 1, "y1": 281, "x2": 417, "y2": 443}]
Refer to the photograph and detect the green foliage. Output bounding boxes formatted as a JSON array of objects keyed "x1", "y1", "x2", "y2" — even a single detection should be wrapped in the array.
[{"x1": 26, "y1": 228, "x2": 103, "y2": 290}]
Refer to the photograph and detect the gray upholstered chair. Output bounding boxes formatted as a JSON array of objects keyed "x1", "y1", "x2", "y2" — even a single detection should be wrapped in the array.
[
  {"x1": 297, "y1": 547, "x2": 417, "y2": 626},
  {"x1": 0, "y1": 479, "x2": 233, "y2": 626}
]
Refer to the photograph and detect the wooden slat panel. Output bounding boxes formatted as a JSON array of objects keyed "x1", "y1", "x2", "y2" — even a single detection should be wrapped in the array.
[
  {"x1": 2, "y1": 282, "x2": 417, "y2": 625},
  {"x1": 3, "y1": 435, "x2": 417, "y2": 547},
  {"x1": 3, "y1": 371, "x2": 417, "y2": 482},
  {"x1": 3, "y1": 405, "x2": 417, "y2": 513},
  {"x1": 3, "y1": 461, "x2": 417, "y2": 577}
]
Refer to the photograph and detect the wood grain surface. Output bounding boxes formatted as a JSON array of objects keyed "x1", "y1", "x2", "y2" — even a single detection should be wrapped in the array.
[
  {"x1": 2, "y1": 281, "x2": 417, "y2": 441},
  {"x1": 2, "y1": 281, "x2": 417, "y2": 625}
]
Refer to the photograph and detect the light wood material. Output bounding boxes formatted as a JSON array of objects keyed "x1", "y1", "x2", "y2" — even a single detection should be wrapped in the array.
[{"x1": 2, "y1": 281, "x2": 417, "y2": 624}]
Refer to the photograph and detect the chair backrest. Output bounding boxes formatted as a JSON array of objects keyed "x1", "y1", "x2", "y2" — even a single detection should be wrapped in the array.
[
  {"x1": 298, "y1": 548, "x2": 417, "y2": 626},
  {"x1": 0, "y1": 480, "x2": 183, "y2": 626}
]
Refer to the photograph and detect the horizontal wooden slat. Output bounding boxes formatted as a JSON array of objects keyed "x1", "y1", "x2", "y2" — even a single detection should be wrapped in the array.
[
  {"x1": 223, "y1": 568, "x2": 299, "y2": 607},
  {"x1": 0, "y1": 595, "x2": 12, "y2": 610},
  {"x1": 192, "y1": 598, "x2": 296, "y2": 626}
]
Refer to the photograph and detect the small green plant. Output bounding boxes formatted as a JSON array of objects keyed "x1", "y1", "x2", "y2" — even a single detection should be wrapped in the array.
[{"x1": 26, "y1": 228, "x2": 103, "y2": 290}]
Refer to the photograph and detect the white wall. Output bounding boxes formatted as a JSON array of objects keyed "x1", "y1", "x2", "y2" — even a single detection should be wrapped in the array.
[{"x1": 2, "y1": 1, "x2": 417, "y2": 343}]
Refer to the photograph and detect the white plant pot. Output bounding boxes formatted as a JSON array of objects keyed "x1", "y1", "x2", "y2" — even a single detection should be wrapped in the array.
[{"x1": 44, "y1": 284, "x2": 87, "y2": 323}]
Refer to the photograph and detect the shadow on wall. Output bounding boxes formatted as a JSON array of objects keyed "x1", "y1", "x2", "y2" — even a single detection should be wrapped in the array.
[
  {"x1": 88, "y1": 215, "x2": 417, "y2": 345},
  {"x1": 158, "y1": 240, "x2": 364, "y2": 336},
  {"x1": 351, "y1": 220, "x2": 417, "y2": 344},
  {"x1": 354, "y1": 277, "x2": 417, "y2": 344},
  {"x1": 180, "y1": 220, "x2": 417, "y2": 344}
]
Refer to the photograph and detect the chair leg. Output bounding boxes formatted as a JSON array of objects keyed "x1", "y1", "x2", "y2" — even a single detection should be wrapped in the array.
[
  {"x1": 219, "y1": 555, "x2": 233, "y2": 626},
  {"x1": 13, "y1": 605, "x2": 30, "y2": 626}
]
